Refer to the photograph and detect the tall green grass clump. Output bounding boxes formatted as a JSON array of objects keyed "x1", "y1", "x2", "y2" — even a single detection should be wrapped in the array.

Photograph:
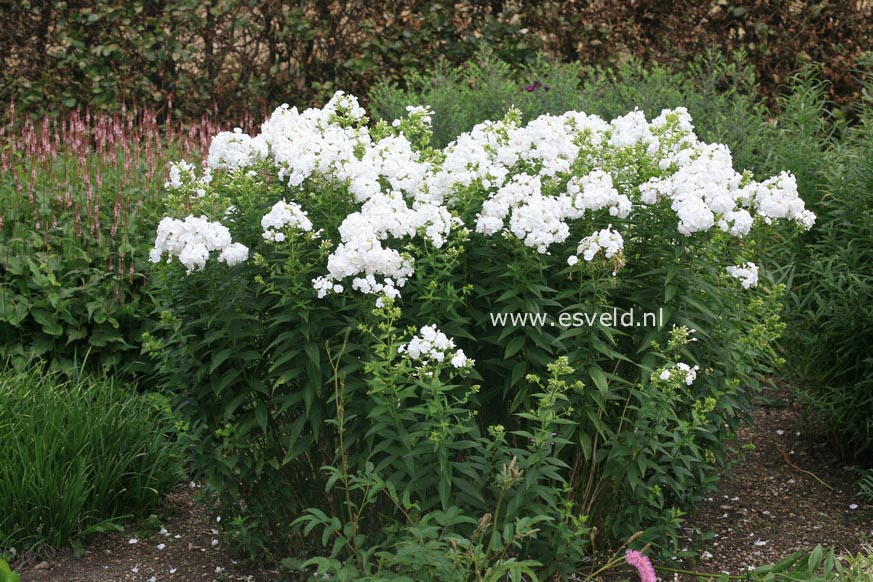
[
  {"x1": 369, "y1": 50, "x2": 770, "y2": 172},
  {"x1": 0, "y1": 363, "x2": 182, "y2": 556},
  {"x1": 778, "y1": 59, "x2": 873, "y2": 459}
]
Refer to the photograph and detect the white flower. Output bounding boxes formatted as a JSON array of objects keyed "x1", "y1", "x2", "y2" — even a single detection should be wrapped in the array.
[
  {"x1": 576, "y1": 226, "x2": 624, "y2": 262},
  {"x1": 675, "y1": 362, "x2": 699, "y2": 385},
  {"x1": 658, "y1": 362, "x2": 699, "y2": 385},
  {"x1": 398, "y1": 325, "x2": 470, "y2": 370},
  {"x1": 156, "y1": 95, "x2": 815, "y2": 297},
  {"x1": 565, "y1": 169, "x2": 631, "y2": 219},
  {"x1": 164, "y1": 160, "x2": 197, "y2": 190},
  {"x1": 150, "y1": 215, "x2": 247, "y2": 273},
  {"x1": 261, "y1": 200, "x2": 313, "y2": 241},
  {"x1": 217, "y1": 243, "x2": 249, "y2": 267},
  {"x1": 726, "y1": 262, "x2": 759, "y2": 289},
  {"x1": 207, "y1": 128, "x2": 259, "y2": 170},
  {"x1": 451, "y1": 350, "x2": 469, "y2": 368}
]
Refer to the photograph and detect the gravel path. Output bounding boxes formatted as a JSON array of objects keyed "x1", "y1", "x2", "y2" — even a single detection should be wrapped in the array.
[{"x1": 678, "y1": 384, "x2": 872, "y2": 578}]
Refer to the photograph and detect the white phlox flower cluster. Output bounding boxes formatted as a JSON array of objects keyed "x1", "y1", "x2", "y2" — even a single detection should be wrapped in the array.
[
  {"x1": 608, "y1": 109, "x2": 657, "y2": 153},
  {"x1": 658, "y1": 362, "x2": 700, "y2": 386},
  {"x1": 149, "y1": 216, "x2": 248, "y2": 273},
  {"x1": 253, "y1": 92, "x2": 371, "y2": 189},
  {"x1": 424, "y1": 116, "x2": 518, "y2": 205},
  {"x1": 649, "y1": 107, "x2": 699, "y2": 169},
  {"x1": 165, "y1": 160, "x2": 213, "y2": 192},
  {"x1": 726, "y1": 262, "x2": 759, "y2": 289},
  {"x1": 165, "y1": 160, "x2": 196, "y2": 190},
  {"x1": 207, "y1": 128, "x2": 264, "y2": 171},
  {"x1": 567, "y1": 226, "x2": 624, "y2": 265},
  {"x1": 311, "y1": 191, "x2": 452, "y2": 299},
  {"x1": 639, "y1": 140, "x2": 813, "y2": 237},
  {"x1": 392, "y1": 104, "x2": 433, "y2": 128},
  {"x1": 157, "y1": 93, "x2": 815, "y2": 293},
  {"x1": 743, "y1": 171, "x2": 816, "y2": 229},
  {"x1": 513, "y1": 113, "x2": 581, "y2": 177},
  {"x1": 397, "y1": 325, "x2": 471, "y2": 369},
  {"x1": 354, "y1": 135, "x2": 429, "y2": 203},
  {"x1": 565, "y1": 169, "x2": 631, "y2": 219},
  {"x1": 261, "y1": 200, "x2": 313, "y2": 241},
  {"x1": 206, "y1": 93, "x2": 452, "y2": 298},
  {"x1": 476, "y1": 174, "x2": 571, "y2": 252}
]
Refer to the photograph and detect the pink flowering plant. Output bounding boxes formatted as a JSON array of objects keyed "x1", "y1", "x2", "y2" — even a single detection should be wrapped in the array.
[{"x1": 145, "y1": 91, "x2": 811, "y2": 573}]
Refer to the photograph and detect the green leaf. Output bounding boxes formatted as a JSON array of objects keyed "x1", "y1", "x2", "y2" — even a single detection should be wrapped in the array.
[
  {"x1": 255, "y1": 403, "x2": 269, "y2": 435},
  {"x1": 588, "y1": 365, "x2": 609, "y2": 396},
  {"x1": 504, "y1": 335, "x2": 526, "y2": 359},
  {"x1": 32, "y1": 309, "x2": 64, "y2": 336}
]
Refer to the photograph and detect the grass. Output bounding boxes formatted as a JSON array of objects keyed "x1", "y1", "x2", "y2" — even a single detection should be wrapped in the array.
[{"x1": 0, "y1": 362, "x2": 183, "y2": 555}]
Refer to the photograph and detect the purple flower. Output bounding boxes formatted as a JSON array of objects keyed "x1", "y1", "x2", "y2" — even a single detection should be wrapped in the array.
[
  {"x1": 626, "y1": 550, "x2": 656, "y2": 582},
  {"x1": 523, "y1": 80, "x2": 548, "y2": 92}
]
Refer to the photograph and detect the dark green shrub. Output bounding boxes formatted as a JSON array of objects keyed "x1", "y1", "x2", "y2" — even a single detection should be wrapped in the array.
[
  {"x1": 782, "y1": 61, "x2": 873, "y2": 459},
  {"x1": 0, "y1": 363, "x2": 183, "y2": 555},
  {"x1": 4, "y1": 2, "x2": 869, "y2": 120}
]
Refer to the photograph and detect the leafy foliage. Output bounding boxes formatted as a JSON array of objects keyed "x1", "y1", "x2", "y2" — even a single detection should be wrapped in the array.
[
  {"x1": 776, "y1": 60, "x2": 873, "y2": 460},
  {"x1": 2, "y1": 1, "x2": 870, "y2": 120},
  {"x1": 0, "y1": 106, "x2": 225, "y2": 375},
  {"x1": 0, "y1": 363, "x2": 182, "y2": 555}
]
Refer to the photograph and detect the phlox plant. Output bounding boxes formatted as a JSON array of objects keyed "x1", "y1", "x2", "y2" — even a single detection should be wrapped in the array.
[{"x1": 145, "y1": 91, "x2": 812, "y2": 573}]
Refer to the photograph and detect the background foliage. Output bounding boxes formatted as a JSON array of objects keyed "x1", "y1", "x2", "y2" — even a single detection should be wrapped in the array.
[
  {"x1": 1, "y1": 1, "x2": 870, "y2": 120},
  {"x1": 776, "y1": 59, "x2": 873, "y2": 460}
]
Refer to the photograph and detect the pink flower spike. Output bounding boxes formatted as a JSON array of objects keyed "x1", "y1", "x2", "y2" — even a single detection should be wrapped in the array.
[{"x1": 626, "y1": 549, "x2": 656, "y2": 582}]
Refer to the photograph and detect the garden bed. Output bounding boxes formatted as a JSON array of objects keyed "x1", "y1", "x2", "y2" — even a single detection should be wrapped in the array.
[{"x1": 16, "y1": 384, "x2": 870, "y2": 581}]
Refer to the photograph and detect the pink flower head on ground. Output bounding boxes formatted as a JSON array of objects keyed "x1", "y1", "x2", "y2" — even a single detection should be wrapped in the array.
[{"x1": 626, "y1": 549, "x2": 656, "y2": 582}]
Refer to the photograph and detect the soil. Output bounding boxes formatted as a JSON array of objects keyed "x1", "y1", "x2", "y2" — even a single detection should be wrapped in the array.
[
  {"x1": 676, "y1": 384, "x2": 872, "y2": 578},
  {"x1": 14, "y1": 385, "x2": 873, "y2": 582}
]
